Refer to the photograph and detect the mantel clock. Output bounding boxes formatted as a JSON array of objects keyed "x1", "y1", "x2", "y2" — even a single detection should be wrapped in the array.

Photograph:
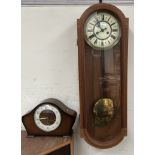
[
  {"x1": 22, "y1": 98, "x2": 77, "y2": 137},
  {"x1": 77, "y1": 3, "x2": 128, "y2": 148}
]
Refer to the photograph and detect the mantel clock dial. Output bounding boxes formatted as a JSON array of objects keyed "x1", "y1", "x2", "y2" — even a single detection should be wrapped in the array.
[
  {"x1": 34, "y1": 104, "x2": 61, "y2": 132},
  {"x1": 77, "y1": 3, "x2": 129, "y2": 148}
]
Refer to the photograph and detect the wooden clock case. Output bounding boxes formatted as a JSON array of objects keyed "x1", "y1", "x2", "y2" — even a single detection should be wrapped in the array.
[
  {"x1": 22, "y1": 98, "x2": 77, "y2": 137},
  {"x1": 77, "y1": 3, "x2": 128, "y2": 148}
]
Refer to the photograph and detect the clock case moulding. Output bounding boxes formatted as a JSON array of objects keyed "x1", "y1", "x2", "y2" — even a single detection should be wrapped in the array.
[
  {"x1": 22, "y1": 98, "x2": 77, "y2": 137},
  {"x1": 77, "y1": 3, "x2": 129, "y2": 148}
]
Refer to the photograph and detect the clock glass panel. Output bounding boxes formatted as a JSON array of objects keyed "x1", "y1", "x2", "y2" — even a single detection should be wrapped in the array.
[
  {"x1": 84, "y1": 43, "x2": 121, "y2": 139},
  {"x1": 84, "y1": 12, "x2": 121, "y2": 50}
]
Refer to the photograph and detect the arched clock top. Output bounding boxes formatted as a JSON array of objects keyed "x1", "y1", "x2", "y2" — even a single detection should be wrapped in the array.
[{"x1": 79, "y1": 3, "x2": 127, "y2": 27}]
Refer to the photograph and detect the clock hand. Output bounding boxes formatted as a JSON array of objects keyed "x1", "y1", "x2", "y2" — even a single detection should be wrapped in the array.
[
  {"x1": 101, "y1": 28, "x2": 107, "y2": 32},
  {"x1": 38, "y1": 117, "x2": 49, "y2": 120},
  {"x1": 96, "y1": 27, "x2": 107, "y2": 35},
  {"x1": 96, "y1": 30, "x2": 102, "y2": 35}
]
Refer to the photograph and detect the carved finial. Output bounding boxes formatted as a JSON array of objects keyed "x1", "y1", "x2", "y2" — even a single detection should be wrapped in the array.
[{"x1": 99, "y1": 0, "x2": 102, "y2": 3}]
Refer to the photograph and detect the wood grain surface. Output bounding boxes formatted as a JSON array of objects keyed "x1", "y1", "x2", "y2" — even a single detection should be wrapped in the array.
[{"x1": 21, "y1": 131, "x2": 73, "y2": 155}]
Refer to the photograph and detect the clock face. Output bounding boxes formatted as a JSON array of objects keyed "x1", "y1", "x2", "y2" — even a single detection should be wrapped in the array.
[
  {"x1": 84, "y1": 12, "x2": 121, "y2": 50},
  {"x1": 34, "y1": 104, "x2": 61, "y2": 132}
]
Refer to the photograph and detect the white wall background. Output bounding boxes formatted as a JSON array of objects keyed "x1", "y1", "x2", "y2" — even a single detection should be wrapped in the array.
[{"x1": 21, "y1": 5, "x2": 134, "y2": 155}]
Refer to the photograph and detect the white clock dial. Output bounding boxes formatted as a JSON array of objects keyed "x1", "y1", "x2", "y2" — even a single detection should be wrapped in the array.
[
  {"x1": 34, "y1": 104, "x2": 61, "y2": 132},
  {"x1": 84, "y1": 12, "x2": 121, "y2": 50}
]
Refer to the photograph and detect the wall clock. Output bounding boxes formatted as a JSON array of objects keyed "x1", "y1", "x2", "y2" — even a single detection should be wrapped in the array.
[
  {"x1": 22, "y1": 98, "x2": 77, "y2": 136},
  {"x1": 77, "y1": 3, "x2": 128, "y2": 148}
]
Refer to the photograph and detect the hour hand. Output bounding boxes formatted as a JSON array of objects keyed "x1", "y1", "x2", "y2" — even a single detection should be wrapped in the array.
[
  {"x1": 96, "y1": 30, "x2": 101, "y2": 35},
  {"x1": 101, "y1": 28, "x2": 107, "y2": 32}
]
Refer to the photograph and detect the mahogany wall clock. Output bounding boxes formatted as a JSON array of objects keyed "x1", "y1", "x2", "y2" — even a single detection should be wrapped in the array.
[{"x1": 77, "y1": 3, "x2": 128, "y2": 148}]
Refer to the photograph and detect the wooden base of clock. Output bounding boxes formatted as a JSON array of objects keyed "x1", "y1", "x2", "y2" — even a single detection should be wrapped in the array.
[{"x1": 21, "y1": 131, "x2": 74, "y2": 155}]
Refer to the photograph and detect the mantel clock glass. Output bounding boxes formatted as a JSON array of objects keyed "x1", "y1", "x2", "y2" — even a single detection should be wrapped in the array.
[{"x1": 77, "y1": 3, "x2": 128, "y2": 148}]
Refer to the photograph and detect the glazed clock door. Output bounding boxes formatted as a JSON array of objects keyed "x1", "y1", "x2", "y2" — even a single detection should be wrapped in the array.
[{"x1": 77, "y1": 3, "x2": 128, "y2": 148}]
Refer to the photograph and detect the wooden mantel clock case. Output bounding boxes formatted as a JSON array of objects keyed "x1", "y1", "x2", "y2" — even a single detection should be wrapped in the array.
[
  {"x1": 77, "y1": 3, "x2": 128, "y2": 148},
  {"x1": 22, "y1": 98, "x2": 77, "y2": 137}
]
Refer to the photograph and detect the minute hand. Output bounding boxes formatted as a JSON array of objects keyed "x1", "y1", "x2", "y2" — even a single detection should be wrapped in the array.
[
  {"x1": 38, "y1": 117, "x2": 48, "y2": 120},
  {"x1": 101, "y1": 28, "x2": 107, "y2": 32}
]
